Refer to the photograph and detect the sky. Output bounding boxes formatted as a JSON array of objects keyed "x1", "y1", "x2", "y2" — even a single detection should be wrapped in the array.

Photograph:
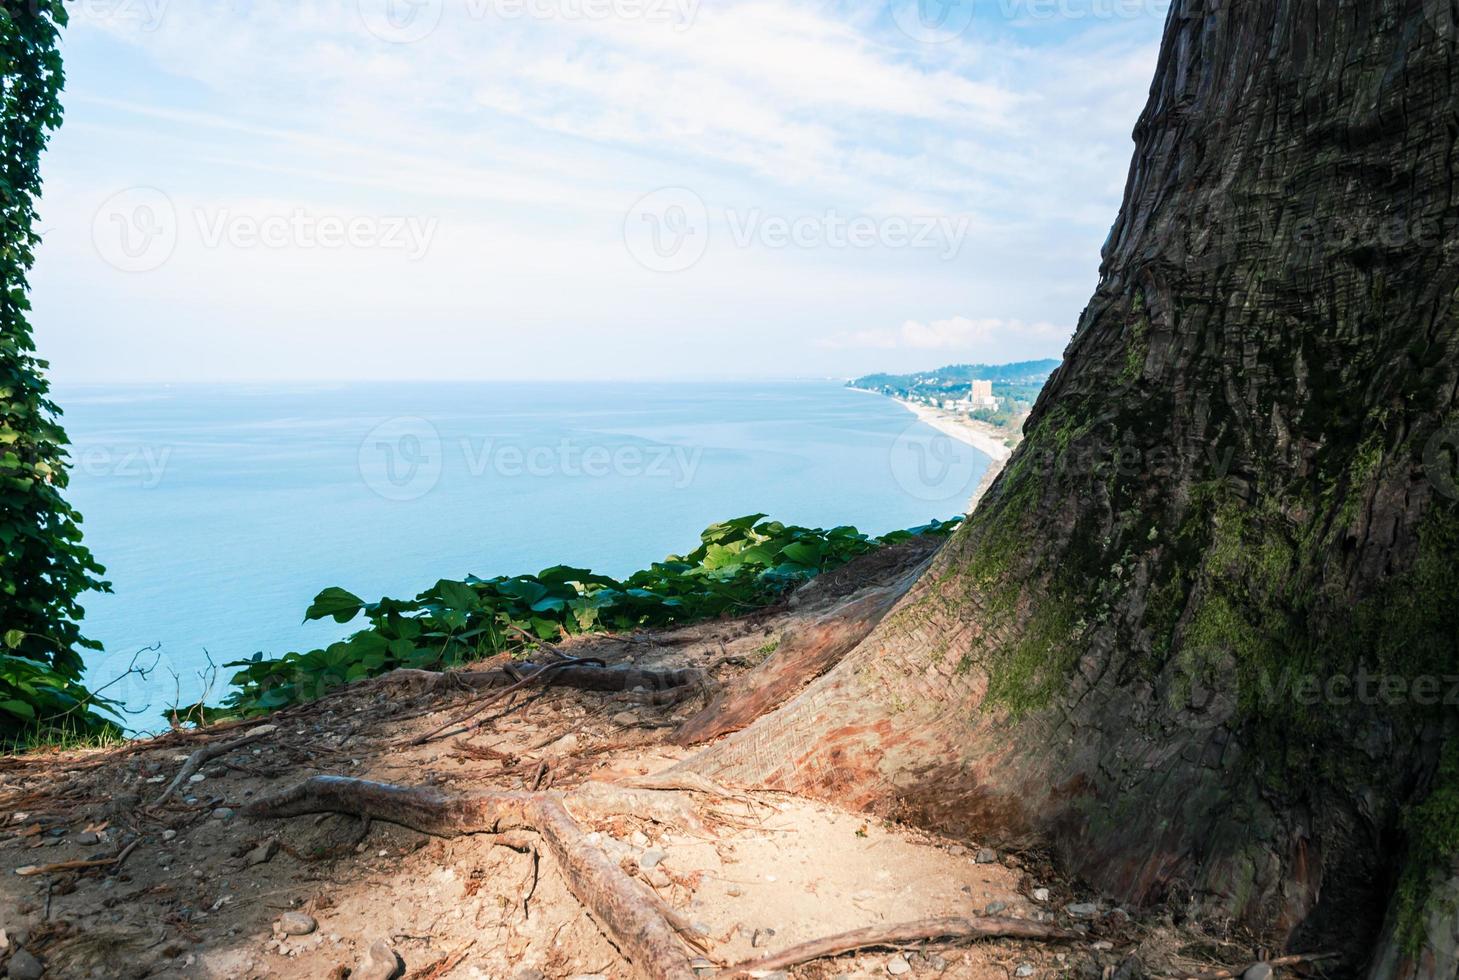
[{"x1": 33, "y1": 0, "x2": 1171, "y2": 382}]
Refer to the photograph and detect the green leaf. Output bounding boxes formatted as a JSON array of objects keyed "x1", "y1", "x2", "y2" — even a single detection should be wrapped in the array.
[
  {"x1": 779, "y1": 541, "x2": 824, "y2": 566},
  {"x1": 3, "y1": 629, "x2": 22, "y2": 649},
  {"x1": 432, "y1": 579, "x2": 480, "y2": 611},
  {"x1": 305, "y1": 587, "x2": 365, "y2": 623},
  {"x1": 0, "y1": 698, "x2": 35, "y2": 719},
  {"x1": 497, "y1": 577, "x2": 549, "y2": 607}
]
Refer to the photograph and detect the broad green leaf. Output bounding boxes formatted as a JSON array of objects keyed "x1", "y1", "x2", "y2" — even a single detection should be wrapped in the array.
[
  {"x1": 0, "y1": 698, "x2": 35, "y2": 719},
  {"x1": 433, "y1": 579, "x2": 480, "y2": 611},
  {"x1": 305, "y1": 587, "x2": 365, "y2": 623}
]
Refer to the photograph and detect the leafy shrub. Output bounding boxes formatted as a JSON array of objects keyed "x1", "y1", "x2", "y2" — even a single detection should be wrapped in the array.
[
  {"x1": 217, "y1": 514, "x2": 960, "y2": 717},
  {"x1": 0, "y1": 3, "x2": 116, "y2": 742}
]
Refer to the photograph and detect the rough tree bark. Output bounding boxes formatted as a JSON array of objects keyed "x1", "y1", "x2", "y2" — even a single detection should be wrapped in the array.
[{"x1": 680, "y1": 2, "x2": 1459, "y2": 976}]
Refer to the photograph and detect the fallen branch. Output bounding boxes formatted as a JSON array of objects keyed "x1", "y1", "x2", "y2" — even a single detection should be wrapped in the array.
[
  {"x1": 675, "y1": 586, "x2": 902, "y2": 745},
  {"x1": 716, "y1": 915, "x2": 1079, "y2": 978},
  {"x1": 401, "y1": 657, "x2": 681, "y2": 747},
  {"x1": 246, "y1": 776, "x2": 698, "y2": 980},
  {"x1": 16, "y1": 838, "x2": 140, "y2": 877},
  {"x1": 151, "y1": 724, "x2": 277, "y2": 807},
  {"x1": 1165, "y1": 953, "x2": 1341, "y2": 980}
]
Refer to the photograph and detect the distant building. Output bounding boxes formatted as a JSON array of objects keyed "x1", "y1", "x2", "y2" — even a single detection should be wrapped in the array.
[{"x1": 953, "y1": 380, "x2": 1000, "y2": 411}]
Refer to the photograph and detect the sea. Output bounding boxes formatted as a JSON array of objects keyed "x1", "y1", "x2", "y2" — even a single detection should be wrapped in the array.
[{"x1": 55, "y1": 381, "x2": 992, "y2": 724}]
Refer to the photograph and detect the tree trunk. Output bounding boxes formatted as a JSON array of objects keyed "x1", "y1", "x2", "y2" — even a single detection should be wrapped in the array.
[{"x1": 684, "y1": 2, "x2": 1459, "y2": 975}]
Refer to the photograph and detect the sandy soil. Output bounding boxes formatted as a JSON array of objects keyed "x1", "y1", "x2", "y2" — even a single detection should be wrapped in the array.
[{"x1": 0, "y1": 546, "x2": 1244, "y2": 980}]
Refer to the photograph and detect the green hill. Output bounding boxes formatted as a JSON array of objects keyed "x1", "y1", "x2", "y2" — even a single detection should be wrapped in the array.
[{"x1": 848, "y1": 358, "x2": 1061, "y2": 406}]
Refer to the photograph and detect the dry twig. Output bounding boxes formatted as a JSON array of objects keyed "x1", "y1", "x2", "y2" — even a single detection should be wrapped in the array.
[
  {"x1": 16, "y1": 838, "x2": 141, "y2": 877},
  {"x1": 715, "y1": 915, "x2": 1079, "y2": 977},
  {"x1": 1165, "y1": 953, "x2": 1341, "y2": 980},
  {"x1": 151, "y1": 725, "x2": 276, "y2": 807}
]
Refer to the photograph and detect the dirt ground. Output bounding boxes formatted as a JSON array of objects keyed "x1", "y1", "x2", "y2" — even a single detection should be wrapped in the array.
[{"x1": 0, "y1": 548, "x2": 1285, "y2": 980}]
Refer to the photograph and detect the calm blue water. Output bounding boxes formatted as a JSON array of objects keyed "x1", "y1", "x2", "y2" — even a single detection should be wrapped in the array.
[{"x1": 56, "y1": 381, "x2": 989, "y2": 720}]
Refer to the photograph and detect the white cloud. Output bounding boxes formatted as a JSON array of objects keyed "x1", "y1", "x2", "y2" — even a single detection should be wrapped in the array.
[
  {"x1": 37, "y1": 0, "x2": 1163, "y2": 381},
  {"x1": 821, "y1": 316, "x2": 1067, "y2": 351}
]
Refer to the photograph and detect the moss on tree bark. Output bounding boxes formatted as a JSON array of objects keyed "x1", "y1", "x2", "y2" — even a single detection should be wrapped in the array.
[{"x1": 683, "y1": 2, "x2": 1459, "y2": 974}]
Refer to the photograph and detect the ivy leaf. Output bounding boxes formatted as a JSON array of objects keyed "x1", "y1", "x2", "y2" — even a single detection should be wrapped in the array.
[
  {"x1": 304, "y1": 587, "x2": 365, "y2": 623},
  {"x1": 1, "y1": 699, "x2": 36, "y2": 719}
]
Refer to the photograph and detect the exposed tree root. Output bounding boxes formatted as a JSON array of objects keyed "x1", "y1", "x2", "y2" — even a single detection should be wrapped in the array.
[
  {"x1": 401, "y1": 660, "x2": 713, "y2": 747},
  {"x1": 715, "y1": 915, "x2": 1080, "y2": 977},
  {"x1": 384, "y1": 662, "x2": 711, "y2": 699},
  {"x1": 16, "y1": 838, "x2": 140, "y2": 877},
  {"x1": 1163, "y1": 953, "x2": 1341, "y2": 980},
  {"x1": 568, "y1": 781, "x2": 712, "y2": 836},
  {"x1": 245, "y1": 776, "x2": 699, "y2": 980},
  {"x1": 674, "y1": 585, "x2": 904, "y2": 745},
  {"x1": 151, "y1": 724, "x2": 277, "y2": 806},
  {"x1": 622, "y1": 771, "x2": 758, "y2": 804}
]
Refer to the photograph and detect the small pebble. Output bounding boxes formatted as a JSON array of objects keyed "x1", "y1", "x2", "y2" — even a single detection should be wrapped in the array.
[
  {"x1": 1066, "y1": 902, "x2": 1099, "y2": 918},
  {"x1": 1015, "y1": 966, "x2": 1035, "y2": 978},
  {"x1": 188, "y1": 773, "x2": 206, "y2": 783},
  {"x1": 975, "y1": 848, "x2": 998, "y2": 864},
  {"x1": 354, "y1": 939, "x2": 402, "y2": 980},
  {"x1": 161, "y1": 829, "x2": 177, "y2": 841},
  {"x1": 887, "y1": 955, "x2": 911, "y2": 975},
  {"x1": 1242, "y1": 965, "x2": 1274, "y2": 980},
  {"x1": 211, "y1": 807, "x2": 234, "y2": 821},
  {"x1": 985, "y1": 901, "x2": 1008, "y2": 914},
  {"x1": 245, "y1": 839, "x2": 278, "y2": 867},
  {"x1": 1032, "y1": 887, "x2": 1050, "y2": 902},
  {"x1": 277, "y1": 912, "x2": 317, "y2": 936},
  {"x1": 7, "y1": 948, "x2": 43, "y2": 980},
  {"x1": 639, "y1": 850, "x2": 668, "y2": 870},
  {"x1": 74, "y1": 831, "x2": 99, "y2": 846}
]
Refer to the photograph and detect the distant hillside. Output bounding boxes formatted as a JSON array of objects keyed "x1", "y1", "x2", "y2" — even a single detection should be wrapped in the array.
[
  {"x1": 848, "y1": 358, "x2": 1062, "y2": 434},
  {"x1": 848, "y1": 358, "x2": 1061, "y2": 400}
]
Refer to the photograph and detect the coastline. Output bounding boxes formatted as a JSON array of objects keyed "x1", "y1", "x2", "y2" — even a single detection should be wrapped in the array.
[
  {"x1": 894, "y1": 397, "x2": 1014, "y2": 464},
  {"x1": 888, "y1": 396, "x2": 1017, "y2": 514}
]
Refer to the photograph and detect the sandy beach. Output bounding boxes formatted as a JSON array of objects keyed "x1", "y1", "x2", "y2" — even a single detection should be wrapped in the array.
[
  {"x1": 895, "y1": 397, "x2": 1015, "y2": 463},
  {"x1": 887, "y1": 397, "x2": 1017, "y2": 513}
]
